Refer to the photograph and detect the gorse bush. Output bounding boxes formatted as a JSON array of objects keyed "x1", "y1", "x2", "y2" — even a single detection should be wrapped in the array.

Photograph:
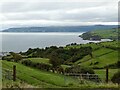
[
  {"x1": 65, "y1": 65, "x2": 94, "y2": 74},
  {"x1": 111, "y1": 71, "x2": 120, "y2": 84},
  {"x1": 104, "y1": 61, "x2": 120, "y2": 69},
  {"x1": 65, "y1": 65, "x2": 101, "y2": 82},
  {"x1": 21, "y1": 60, "x2": 51, "y2": 71},
  {"x1": 2, "y1": 56, "x2": 13, "y2": 61},
  {"x1": 10, "y1": 52, "x2": 22, "y2": 62}
]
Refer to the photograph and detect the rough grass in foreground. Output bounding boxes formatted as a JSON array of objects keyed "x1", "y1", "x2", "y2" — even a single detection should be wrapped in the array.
[
  {"x1": 2, "y1": 60, "x2": 119, "y2": 89},
  {"x1": 94, "y1": 69, "x2": 118, "y2": 81},
  {"x1": 2, "y1": 60, "x2": 80, "y2": 87}
]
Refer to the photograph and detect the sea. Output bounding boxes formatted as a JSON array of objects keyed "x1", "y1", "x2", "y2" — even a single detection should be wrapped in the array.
[{"x1": 0, "y1": 32, "x2": 112, "y2": 52}]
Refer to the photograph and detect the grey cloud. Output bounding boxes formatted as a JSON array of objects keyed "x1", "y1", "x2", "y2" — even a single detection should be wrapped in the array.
[
  {"x1": 2, "y1": 5, "x2": 117, "y2": 22},
  {"x1": 1, "y1": 2, "x2": 116, "y2": 13},
  {"x1": 0, "y1": 0, "x2": 118, "y2": 29}
]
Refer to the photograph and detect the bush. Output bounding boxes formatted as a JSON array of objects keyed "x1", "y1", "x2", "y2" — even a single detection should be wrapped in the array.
[
  {"x1": 92, "y1": 66, "x2": 104, "y2": 69},
  {"x1": 10, "y1": 52, "x2": 22, "y2": 62},
  {"x1": 90, "y1": 62, "x2": 93, "y2": 65},
  {"x1": 111, "y1": 71, "x2": 120, "y2": 84},
  {"x1": 65, "y1": 65, "x2": 101, "y2": 82},
  {"x1": 49, "y1": 51, "x2": 62, "y2": 68},
  {"x1": 94, "y1": 61, "x2": 99, "y2": 65},
  {"x1": 117, "y1": 61, "x2": 120, "y2": 68},
  {"x1": 80, "y1": 66, "x2": 95, "y2": 74},
  {"x1": 65, "y1": 65, "x2": 95, "y2": 74},
  {"x1": 2, "y1": 56, "x2": 13, "y2": 61},
  {"x1": 104, "y1": 61, "x2": 120, "y2": 69},
  {"x1": 21, "y1": 60, "x2": 51, "y2": 71}
]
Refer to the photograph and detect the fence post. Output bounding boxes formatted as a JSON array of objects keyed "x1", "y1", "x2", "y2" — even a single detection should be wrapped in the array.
[
  {"x1": 13, "y1": 65, "x2": 16, "y2": 81},
  {"x1": 106, "y1": 67, "x2": 109, "y2": 83}
]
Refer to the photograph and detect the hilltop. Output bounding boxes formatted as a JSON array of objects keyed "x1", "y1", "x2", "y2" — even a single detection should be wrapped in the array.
[
  {"x1": 80, "y1": 28, "x2": 119, "y2": 40},
  {"x1": 2, "y1": 25, "x2": 117, "y2": 32}
]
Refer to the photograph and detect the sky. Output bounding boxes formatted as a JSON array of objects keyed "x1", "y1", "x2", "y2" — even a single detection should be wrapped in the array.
[{"x1": 0, "y1": 0, "x2": 119, "y2": 30}]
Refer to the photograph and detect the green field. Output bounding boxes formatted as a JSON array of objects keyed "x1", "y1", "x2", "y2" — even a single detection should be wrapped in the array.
[
  {"x1": 80, "y1": 28, "x2": 119, "y2": 40},
  {"x1": 69, "y1": 41, "x2": 119, "y2": 82},
  {"x1": 65, "y1": 43, "x2": 101, "y2": 51},
  {"x1": 75, "y1": 48, "x2": 115, "y2": 64},
  {"x1": 28, "y1": 58, "x2": 50, "y2": 65},
  {"x1": 91, "y1": 29, "x2": 118, "y2": 40},
  {"x1": 79, "y1": 49, "x2": 118, "y2": 68},
  {"x1": 81, "y1": 51, "x2": 118, "y2": 68},
  {"x1": 2, "y1": 60, "x2": 81, "y2": 88},
  {"x1": 1, "y1": 40, "x2": 119, "y2": 88},
  {"x1": 2, "y1": 60, "x2": 119, "y2": 89},
  {"x1": 94, "y1": 69, "x2": 118, "y2": 81},
  {"x1": 27, "y1": 58, "x2": 71, "y2": 69},
  {"x1": 100, "y1": 41, "x2": 119, "y2": 48},
  {"x1": 22, "y1": 46, "x2": 118, "y2": 69}
]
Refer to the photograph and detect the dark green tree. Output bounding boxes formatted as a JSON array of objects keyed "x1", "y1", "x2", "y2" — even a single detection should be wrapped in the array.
[
  {"x1": 111, "y1": 71, "x2": 120, "y2": 84},
  {"x1": 49, "y1": 51, "x2": 62, "y2": 71},
  {"x1": 10, "y1": 52, "x2": 22, "y2": 62}
]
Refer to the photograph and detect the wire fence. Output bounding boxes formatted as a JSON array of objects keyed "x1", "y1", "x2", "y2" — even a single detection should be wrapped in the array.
[
  {"x1": 2, "y1": 68, "x2": 13, "y2": 80},
  {"x1": 2, "y1": 66, "x2": 112, "y2": 85},
  {"x1": 64, "y1": 73, "x2": 103, "y2": 83}
]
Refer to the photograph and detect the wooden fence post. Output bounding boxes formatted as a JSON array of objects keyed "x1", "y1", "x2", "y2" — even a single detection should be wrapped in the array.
[
  {"x1": 106, "y1": 67, "x2": 109, "y2": 83},
  {"x1": 13, "y1": 65, "x2": 16, "y2": 81}
]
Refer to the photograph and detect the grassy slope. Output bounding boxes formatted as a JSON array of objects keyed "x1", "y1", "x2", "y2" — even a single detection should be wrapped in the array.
[
  {"x1": 27, "y1": 41, "x2": 118, "y2": 69},
  {"x1": 65, "y1": 41, "x2": 119, "y2": 50},
  {"x1": 2, "y1": 60, "x2": 80, "y2": 88},
  {"x1": 94, "y1": 69, "x2": 118, "y2": 81},
  {"x1": 27, "y1": 41, "x2": 118, "y2": 81},
  {"x1": 78, "y1": 49, "x2": 118, "y2": 68},
  {"x1": 91, "y1": 29, "x2": 118, "y2": 39},
  {"x1": 25, "y1": 41, "x2": 119, "y2": 78},
  {"x1": 2, "y1": 60, "x2": 119, "y2": 89},
  {"x1": 1, "y1": 41, "x2": 119, "y2": 89},
  {"x1": 100, "y1": 41, "x2": 118, "y2": 48},
  {"x1": 73, "y1": 41, "x2": 119, "y2": 68},
  {"x1": 72, "y1": 41, "x2": 119, "y2": 81},
  {"x1": 27, "y1": 58, "x2": 70, "y2": 69},
  {"x1": 80, "y1": 28, "x2": 119, "y2": 40},
  {"x1": 65, "y1": 43, "x2": 101, "y2": 51},
  {"x1": 28, "y1": 58, "x2": 50, "y2": 65},
  {"x1": 75, "y1": 48, "x2": 115, "y2": 64},
  {"x1": 75, "y1": 47, "x2": 118, "y2": 80}
]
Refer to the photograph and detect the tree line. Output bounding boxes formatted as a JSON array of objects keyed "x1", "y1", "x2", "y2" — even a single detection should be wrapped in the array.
[{"x1": 22, "y1": 46, "x2": 93, "y2": 64}]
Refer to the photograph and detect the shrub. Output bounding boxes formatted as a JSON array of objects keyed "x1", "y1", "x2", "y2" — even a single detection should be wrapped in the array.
[
  {"x1": 92, "y1": 66, "x2": 104, "y2": 69},
  {"x1": 10, "y1": 52, "x2": 22, "y2": 62},
  {"x1": 94, "y1": 61, "x2": 99, "y2": 65},
  {"x1": 104, "y1": 61, "x2": 120, "y2": 69},
  {"x1": 117, "y1": 61, "x2": 120, "y2": 68},
  {"x1": 80, "y1": 66, "x2": 95, "y2": 74},
  {"x1": 21, "y1": 60, "x2": 51, "y2": 71},
  {"x1": 111, "y1": 71, "x2": 120, "y2": 84},
  {"x1": 2, "y1": 56, "x2": 13, "y2": 61},
  {"x1": 90, "y1": 62, "x2": 93, "y2": 65},
  {"x1": 65, "y1": 65, "x2": 95, "y2": 74},
  {"x1": 65, "y1": 65, "x2": 101, "y2": 82},
  {"x1": 68, "y1": 83, "x2": 74, "y2": 86},
  {"x1": 49, "y1": 51, "x2": 62, "y2": 68}
]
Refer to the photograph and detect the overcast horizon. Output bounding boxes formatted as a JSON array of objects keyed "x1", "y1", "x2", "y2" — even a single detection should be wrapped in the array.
[{"x1": 0, "y1": 0, "x2": 119, "y2": 30}]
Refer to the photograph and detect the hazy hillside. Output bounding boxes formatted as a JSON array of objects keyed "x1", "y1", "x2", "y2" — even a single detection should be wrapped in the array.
[
  {"x1": 80, "y1": 28, "x2": 119, "y2": 40},
  {"x1": 2, "y1": 25, "x2": 117, "y2": 32}
]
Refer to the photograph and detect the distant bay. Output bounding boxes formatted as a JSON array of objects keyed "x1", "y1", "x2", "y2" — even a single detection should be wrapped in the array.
[{"x1": 0, "y1": 32, "x2": 112, "y2": 52}]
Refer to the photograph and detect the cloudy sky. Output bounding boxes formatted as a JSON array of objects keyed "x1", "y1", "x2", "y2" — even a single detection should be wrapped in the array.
[{"x1": 0, "y1": 0, "x2": 119, "y2": 30}]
